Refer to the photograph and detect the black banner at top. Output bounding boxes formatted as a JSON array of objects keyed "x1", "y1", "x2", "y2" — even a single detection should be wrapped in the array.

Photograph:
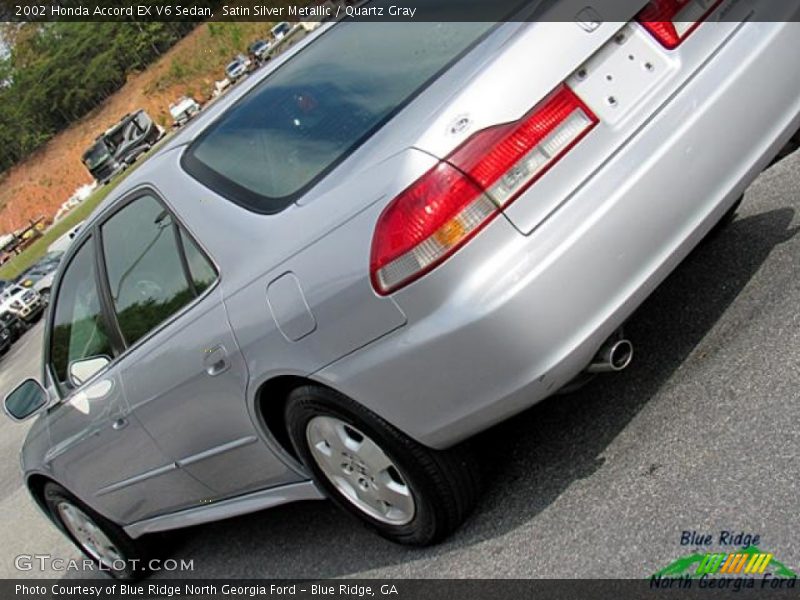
[{"x1": 2, "y1": 0, "x2": 800, "y2": 23}]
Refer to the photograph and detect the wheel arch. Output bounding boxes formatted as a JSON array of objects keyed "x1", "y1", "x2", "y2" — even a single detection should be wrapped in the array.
[
  {"x1": 254, "y1": 374, "x2": 318, "y2": 462},
  {"x1": 26, "y1": 473, "x2": 57, "y2": 520},
  {"x1": 252, "y1": 375, "x2": 418, "y2": 466}
]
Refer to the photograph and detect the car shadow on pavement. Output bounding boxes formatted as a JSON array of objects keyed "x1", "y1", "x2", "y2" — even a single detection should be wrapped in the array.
[{"x1": 70, "y1": 206, "x2": 799, "y2": 580}]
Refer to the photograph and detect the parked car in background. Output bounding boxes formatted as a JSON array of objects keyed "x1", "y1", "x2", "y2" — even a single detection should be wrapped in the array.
[
  {"x1": 300, "y1": 21, "x2": 323, "y2": 33},
  {"x1": 15, "y1": 259, "x2": 60, "y2": 303},
  {"x1": 0, "y1": 284, "x2": 44, "y2": 324},
  {"x1": 248, "y1": 39, "x2": 272, "y2": 63},
  {"x1": 38, "y1": 250, "x2": 65, "y2": 268},
  {"x1": 169, "y1": 96, "x2": 201, "y2": 128},
  {"x1": 271, "y1": 21, "x2": 292, "y2": 41},
  {"x1": 48, "y1": 222, "x2": 84, "y2": 256},
  {"x1": 225, "y1": 54, "x2": 252, "y2": 82},
  {"x1": 82, "y1": 110, "x2": 164, "y2": 184},
  {"x1": 0, "y1": 323, "x2": 11, "y2": 355},
  {"x1": 4, "y1": 4, "x2": 800, "y2": 582},
  {"x1": 267, "y1": 22, "x2": 308, "y2": 60},
  {"x1": 0, "y1": 311, "x2": 27, "y2": 342},
  {"x1": 213, "y1": 78, "x2": 232, "y2": 97}
]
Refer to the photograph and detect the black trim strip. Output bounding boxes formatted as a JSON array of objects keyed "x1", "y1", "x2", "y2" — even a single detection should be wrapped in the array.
[
  {"x1": 95, "y1": 462, "x2": 177, "y2": 497},
  {"x1": 94, "y1": 228, "x2": 127, "y2": 356},
  {"x1": 173, "y1": 222, "x2": 199, "y2": 298},
  {"x1": 176, "y1": 436, "x2": 258, "y2": 468}
]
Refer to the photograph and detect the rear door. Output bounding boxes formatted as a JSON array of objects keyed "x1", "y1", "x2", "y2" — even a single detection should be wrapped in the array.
[
  {"x1": 44, "y1": 236, "x2": 213, "y2": 524},
  {"x1": 98, "y1": 191, "x2": 298, "y2": 500}
]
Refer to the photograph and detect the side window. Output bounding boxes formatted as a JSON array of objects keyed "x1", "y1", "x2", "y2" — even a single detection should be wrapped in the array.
[
  {"x1": 101, "y1": 194, "x2": 217, "y2": 346},
  {"x1": 50, "y1": 238, "x2": 114, "y2": 391},
  {"x1": 179, "y1": 230, "x2": 217, "y2": 294}
]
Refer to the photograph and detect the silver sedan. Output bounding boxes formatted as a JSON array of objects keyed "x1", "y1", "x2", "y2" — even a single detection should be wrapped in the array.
[{"x1": 5, "y1": 1, "x2": 800, "y2": 580}]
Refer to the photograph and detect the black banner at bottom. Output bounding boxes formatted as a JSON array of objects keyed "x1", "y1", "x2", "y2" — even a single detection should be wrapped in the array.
[{"x1": 4, "y1": 579, "x2": 800, "y2": 600}]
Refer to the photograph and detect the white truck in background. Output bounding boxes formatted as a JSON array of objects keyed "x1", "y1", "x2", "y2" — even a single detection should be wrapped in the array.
[{"x1": 169, "y1": 96, "x2": 201, "y2": 128}]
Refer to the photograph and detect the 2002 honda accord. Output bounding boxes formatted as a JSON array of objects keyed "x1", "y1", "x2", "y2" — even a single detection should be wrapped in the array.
[{"x1": 5, "y1": 0, "x2": 800, "y2": 579}]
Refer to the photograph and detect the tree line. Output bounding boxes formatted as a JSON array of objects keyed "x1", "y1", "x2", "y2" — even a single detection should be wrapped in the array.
[{"x1": 0, "y1": 21, "x2": 198, "y2": 173}]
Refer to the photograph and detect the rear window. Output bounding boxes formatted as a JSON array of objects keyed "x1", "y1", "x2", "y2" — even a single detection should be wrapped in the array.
[{"x1": 182, "y1": 18, "x2": 494, "y2": 214}]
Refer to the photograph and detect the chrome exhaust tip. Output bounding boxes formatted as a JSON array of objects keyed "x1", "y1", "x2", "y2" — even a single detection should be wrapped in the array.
[{"x1": 587, "y1": 338, "x2": 634, "y2": 373}]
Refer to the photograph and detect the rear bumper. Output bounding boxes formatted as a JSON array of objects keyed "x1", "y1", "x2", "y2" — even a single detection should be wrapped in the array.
[{"x1": 316, "y1": 20, "x2": 800, "y2": 448}]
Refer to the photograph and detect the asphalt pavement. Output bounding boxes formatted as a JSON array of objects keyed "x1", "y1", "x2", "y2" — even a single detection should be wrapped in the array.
[
  {"x1": 1, "y1": 150, "x2": 799, "y2": 580},
  {"x1": 0, "y1": 321, "x2": 77, "y2": 579}
]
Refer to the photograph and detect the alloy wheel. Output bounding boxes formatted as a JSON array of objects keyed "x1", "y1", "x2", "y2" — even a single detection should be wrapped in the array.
[
  {"x1": 57, "y1": 501, "x2": 124, "y2": 569},
  {"x1": 306, "y1": 416, "x2": 416, "y2": 525}
]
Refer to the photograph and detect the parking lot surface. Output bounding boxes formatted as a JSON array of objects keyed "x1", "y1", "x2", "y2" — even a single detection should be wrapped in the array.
[{"x1": 1, "y1": 151, "x2": 799, "y2": 579}]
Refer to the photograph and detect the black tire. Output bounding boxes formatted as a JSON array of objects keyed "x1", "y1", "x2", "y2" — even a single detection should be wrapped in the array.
[
  {"x1": 704, "y1": 195, "x2": 743, "y2": 243},
  {"x1": 43, "y1": 482, "x2": 150, "y2": 580},
  {"x1": 719, "y1": 195, "x2": 743, "y2": 228},
  {"x1": 770, "y1": 128, "x2": 800, "y2": 166},
  {"x1": 284, "y1": 385, "x2": 480, "y2": 546}
]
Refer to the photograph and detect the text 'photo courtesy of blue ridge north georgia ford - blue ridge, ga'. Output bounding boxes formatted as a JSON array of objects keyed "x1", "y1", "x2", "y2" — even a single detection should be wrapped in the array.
[{"x1": 0, "y1": 0, "x2": 799, "y2": 592}]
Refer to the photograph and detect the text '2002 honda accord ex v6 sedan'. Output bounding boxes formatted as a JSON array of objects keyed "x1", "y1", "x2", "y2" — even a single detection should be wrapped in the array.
[{"x1": 6, "y1": 0, "x2": 800, "y2": 580}]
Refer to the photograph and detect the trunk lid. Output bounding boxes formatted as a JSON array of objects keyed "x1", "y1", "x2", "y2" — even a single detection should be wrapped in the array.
[{"x1": 409, "y1": 0, "x2": 749, "y2": 234}]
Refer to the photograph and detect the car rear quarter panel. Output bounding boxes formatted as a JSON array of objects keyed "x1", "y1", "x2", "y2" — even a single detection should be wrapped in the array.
[
  {"x1": 151, "y1": 147, "x2": 442, "y2": 419},
  {"x1": 313, "y1": 18, "x2": 800, "y2": 449}
]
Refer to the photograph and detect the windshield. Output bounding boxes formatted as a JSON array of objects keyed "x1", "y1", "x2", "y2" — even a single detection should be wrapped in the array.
[
  {"x1": 184, "y1": 19, "x2": 494, "y2": 213},
  {"x1": 83, "y1": 142, "x2": 112, "y2": 169},
  {"x1": 226, "y1": 61, "x2": 242, "y2": 74}
]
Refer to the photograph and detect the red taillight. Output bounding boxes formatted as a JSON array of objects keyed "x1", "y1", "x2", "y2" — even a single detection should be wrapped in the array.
[
  {"x1": 637, "y1": 0, "x2": 723, "y2": 49},
  {"x1": 370, "y1": 86, "x2": 597, "y2": 295},
  {"x1": 370, "y1": 162, "x2": 499, "y2": 295},
  {"x1": 449, "y1": 86, "x2": 598, "y2": 208}
]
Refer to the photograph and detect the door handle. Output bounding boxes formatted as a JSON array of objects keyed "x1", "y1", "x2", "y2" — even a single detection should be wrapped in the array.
[
  {"x1": 206, "y1": 359, "x2": 230, "y2": 377},
  {"x1": 204, "y1": 345, "x2": 230, "y2": 377}
]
